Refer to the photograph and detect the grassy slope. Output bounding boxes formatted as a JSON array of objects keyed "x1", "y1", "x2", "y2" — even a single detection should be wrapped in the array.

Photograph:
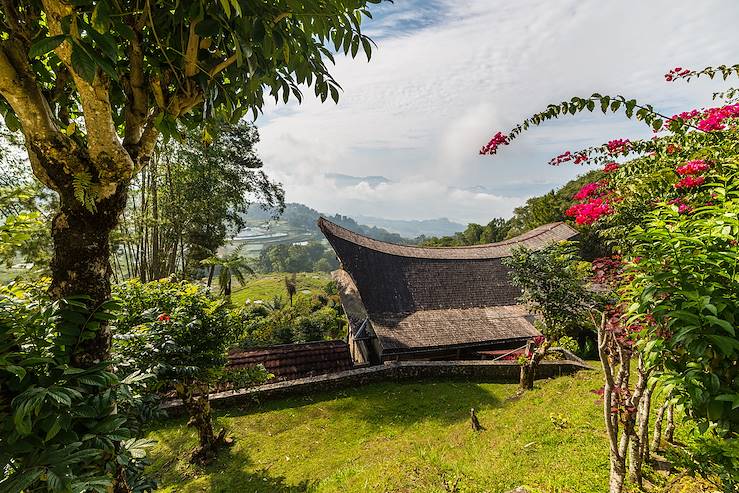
[
  {"x1": 148, "y1": 368, "x2": 621, "y2": 493},
  {"x1": 230, "y1": 272, "x2": 332, "y2": 305}
]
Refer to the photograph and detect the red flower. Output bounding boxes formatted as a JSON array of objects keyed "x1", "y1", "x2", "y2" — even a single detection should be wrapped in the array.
[
  {"x1": 676, "y1": 159, "x2": 709, "y2": 176},
  {"x1": 606, "y1": 139, "x2": 630, "y2": 155},
  {"x1": 664, "y1": 67, "x2": 691, "y2": 82},
  {"x1": 695, "y1": 104, "x2": 739, "y2": 132},
  {"x1": 157, "y1": 313, "x2": 171, "y2": 322},
  {"x1": 675, "y1": 176, "x2": 705, "y2": 189},
  {"x1": 603, "y1": 162, "x2": 619, "y2": 173},
  {"x1": 549, "y1": 150, "x2": 588, "y2": 166},
  {"x1": 479, "y1": 132, "x2": 509, "y2": 155},
  {"x1": 566, "y1": 197, "x2": 613, "y2": 225},
  {"x1": 573, "y1": 182, "x2": 603, "y2": 200}
]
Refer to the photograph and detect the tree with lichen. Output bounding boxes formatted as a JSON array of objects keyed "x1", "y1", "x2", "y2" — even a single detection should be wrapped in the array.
[{"x1": 0, "y1": 0, "x2": 382, "y2": 369}]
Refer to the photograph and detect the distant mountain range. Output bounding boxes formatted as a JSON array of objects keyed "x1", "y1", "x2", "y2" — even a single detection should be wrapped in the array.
[
  {"x1": 351, "y1": 214, "x2": 463, "y2": 238},
  {"x1": 242, "y1": 203, "x2": 465, "y2": 242}
]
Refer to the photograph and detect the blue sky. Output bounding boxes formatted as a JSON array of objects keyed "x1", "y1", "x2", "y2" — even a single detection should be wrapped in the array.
[{"x1": 254, "y1": 0, "x2": 739, "y2": 224}]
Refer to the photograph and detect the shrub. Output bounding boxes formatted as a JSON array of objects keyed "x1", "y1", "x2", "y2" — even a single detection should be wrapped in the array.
[
  {"x1": 0, "y1": 282, "x2": 156, "y2": 492},
  {"x1": 112, "y1": 279, "x2": 268, "y2": 463}
]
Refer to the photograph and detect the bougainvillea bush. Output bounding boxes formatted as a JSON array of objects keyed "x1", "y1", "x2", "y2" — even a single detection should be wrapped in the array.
[{"x1": 481, "y1": 64, "x2": 739, "y2": 491}]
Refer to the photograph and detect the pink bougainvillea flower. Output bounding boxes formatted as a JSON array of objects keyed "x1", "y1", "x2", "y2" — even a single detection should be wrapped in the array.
[
  {"x1": 664, "y1": 67, "x2": 691, "y2": 82},
  {"x1": 573, "y1": 182, "x2": 603, "y2": 200},
  {"x1": 675, "y1": 176, "x2": 705, "y2": 189},
  {"x1": 603, "y1": 162, "x2": 619, "y2": 173},
  {"x1": 479, "y1": 131, "x2": 509, "y2": 155},
  {"x1": 676, "y1": 159, "x2": 710, "y2": 176},
  {"x1": 695, "y1": 103, "x2": 739, "y2": 132},
  {"x1": 549, "y1": 150, "x2": 587, "y2": 166},
  {"x1": 606, "y1": 139, "x2": 630, "y2": 155},
  {"x1": 566, "y1": 197, "x2": 612, "y2": 225}
]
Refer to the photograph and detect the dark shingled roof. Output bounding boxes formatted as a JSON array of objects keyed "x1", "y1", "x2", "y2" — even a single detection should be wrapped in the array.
[{"x1": 319, "y1": 218, "x2": 578, "y2": 355}]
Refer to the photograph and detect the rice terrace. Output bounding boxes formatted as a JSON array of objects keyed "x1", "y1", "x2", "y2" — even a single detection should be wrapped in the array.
[{"x1": 0, "y1": 1, "x2": 738, "y2": 493}]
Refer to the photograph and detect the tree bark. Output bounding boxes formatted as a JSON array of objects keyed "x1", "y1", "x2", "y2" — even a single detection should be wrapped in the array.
[
  {"x1": 609, "y1": 454, "x2": 627, "y2": 493},
  {"x1": 520, "y1": 339, "x2": 550, "y2": 390},
  {"x1": 176, "y1": 382, "x2": 228, "y2": 463},
  {"x1": 49, "y1": 180, "x2": 128, "y2": 367},
  {"x1": 651, "y1": 400, "x2": 669, "y2": 452},
  {"x1": 665, "y1": 404, "x2": 675, "y2": 443}
]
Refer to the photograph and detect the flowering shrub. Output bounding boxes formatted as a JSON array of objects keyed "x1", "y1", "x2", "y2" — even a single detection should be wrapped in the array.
[
  {"x1": 675, "y1": 159, "x2": 710, "y2": 175},
  {"x1": 113, "y1": 279, "x2": 270, "y2": 463},
  {"x1": 479, "y1": 62, "x2": 739, "y2": 491},
  {"x1": 565, "y1": 197, "x2": 612, "y2": 225}
]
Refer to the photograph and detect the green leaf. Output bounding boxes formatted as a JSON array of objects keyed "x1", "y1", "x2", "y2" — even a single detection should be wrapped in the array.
[
  {"x1": 70, "y1": 43, "x2": 97, "y2": 83},
  {"x1": 91, "y1": 1, "x2": 111, "y2": 33},
  {"x1": 705, "y1": 315, "x2": 735, "y2": 336},
  {"x1": 28, "y1": 35, "x2": 66, "y2": 59}
]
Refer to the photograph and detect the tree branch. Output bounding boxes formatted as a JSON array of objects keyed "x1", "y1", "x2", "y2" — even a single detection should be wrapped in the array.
[
  {"x1": 183, "y1": 20, "x2": 200, "y2": 77},
  {"x1": 209, "y1": 54, "x2": 237, "y2": 78},
  {"x1": 42, "y1": 0, "x2": 135, "y2": 188},
  {"x1": 123, "y1": 23, "x2": 148, "y2": 148}
]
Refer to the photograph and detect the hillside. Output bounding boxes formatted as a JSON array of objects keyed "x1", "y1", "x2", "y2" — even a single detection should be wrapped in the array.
[{"x1": 145, "y1": 368, "x2": 685, "y2": 493}]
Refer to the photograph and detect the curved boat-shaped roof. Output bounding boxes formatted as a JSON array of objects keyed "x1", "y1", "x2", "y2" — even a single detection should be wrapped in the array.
[
  {"x1": 318, "y1": 218, "x2": 578, "y2": 260},
  {"x1": 321, "y1": 218, "x2": 578, "y2": 355}
]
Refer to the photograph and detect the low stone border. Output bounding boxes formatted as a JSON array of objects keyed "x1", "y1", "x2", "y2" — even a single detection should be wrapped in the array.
[{"x1": 162, "y1": 356, "x2": 591, "y2": 414}]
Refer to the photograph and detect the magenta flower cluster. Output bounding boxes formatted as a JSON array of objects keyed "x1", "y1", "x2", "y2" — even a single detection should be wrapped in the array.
[
  {"x1": 676, "y1": 159, "x2": 710, "y2": 176},
  {"x1": 695, "y1": 104, "x2": 739, "y2": 132},
  {"x1": 603, "y1": 162, "x2": 619, "y2": 173},
  {"x1": 479, "y1": 132, "x2": 509, "y2": 155},
  {"x1": 573, "y1": 181, "x2": 603, "y2": 200},
  {"x1": 606, "y1": 139, "x2": 630, "y2": 155},
  {"x1": 674, "y1": 176, "x2": 705, "y2": 190},
  {"x1": 668, "y1": 198, "x2": 692, "y2": 215},
  {"x1": 549, "y1": 150, "x2": 588, "y2": 166},
  {"x1": 664, "y1": 67, "x2": 690, "y2": 82},
  {"x1": 566, "y1": 197, "x2": 612, "y2": 225}
]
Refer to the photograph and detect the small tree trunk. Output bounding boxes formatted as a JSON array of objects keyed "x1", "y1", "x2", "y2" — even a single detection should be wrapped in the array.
[
  {"x1": 207, "y1": 265, "x2": 215, "y2": 287},
  {"x1": 176, "y1": 382, "x2": 228, "y2": 463},
  {"x1": 49, "y1": 185, "x2": 127, "y2": 367},
  {"x1": 651, "y1": 400, "x2": 669, "y2": 452},
  {"x1": 609, "y1": 455, "x2": 627, "y2": 493},
  {"x1": 665, "y1": 404, "x2": 675, "y2": 443},
  {"x1": 519, "y1": 339, "x2": 549, "y2": 390}
]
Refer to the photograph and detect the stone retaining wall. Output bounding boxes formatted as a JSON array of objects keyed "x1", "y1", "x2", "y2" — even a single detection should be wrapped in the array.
[{"x1": 162, "y1": 357, "x2": 591, "y2": 414}]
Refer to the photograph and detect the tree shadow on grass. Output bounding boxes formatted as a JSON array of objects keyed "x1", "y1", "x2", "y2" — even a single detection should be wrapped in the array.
[
  {"x1": 147, "y1": 423, "x2": 313, "y2": 493},
  {"x1": 203, "y1": 468, "x2": 311, "y2": 493},
  {"x1": 220, "y1": 379, "x2": 508, "y2": 428}
]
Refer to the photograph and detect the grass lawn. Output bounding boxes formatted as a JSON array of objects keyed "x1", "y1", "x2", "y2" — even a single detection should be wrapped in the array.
[
  {"x1": 147, "y1": 368, "x2": 627, "y2": 493},
  {"x1": 229, "y1": 272, "x2": 332, "y2": 305}
]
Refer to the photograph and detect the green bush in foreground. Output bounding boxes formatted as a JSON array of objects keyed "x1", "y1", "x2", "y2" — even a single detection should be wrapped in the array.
[{"x1": 113, "y1": 279, "x2": 270, "y2": 463}]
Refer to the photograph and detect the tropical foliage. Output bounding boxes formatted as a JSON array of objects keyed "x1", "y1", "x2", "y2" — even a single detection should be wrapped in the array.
[
  {"x1": 112, "y1": 278, "x2": 270, "y2": 462},
  {"x1": 0, "y1": 282, "x2": 156, "y2": 492},
  {"x1": 482, "y1": 63, "x2": 739, "y2": 491}
]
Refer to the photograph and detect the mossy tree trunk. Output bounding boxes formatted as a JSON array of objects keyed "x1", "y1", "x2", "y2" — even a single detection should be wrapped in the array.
[{"x1": 175, "y1": 382, "x2": 228, "y2": 463}]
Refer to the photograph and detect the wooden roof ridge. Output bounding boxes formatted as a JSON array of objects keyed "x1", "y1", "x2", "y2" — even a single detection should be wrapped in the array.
[{"x1": 318, "y1": 217, "x2": 578, "y2": 260}]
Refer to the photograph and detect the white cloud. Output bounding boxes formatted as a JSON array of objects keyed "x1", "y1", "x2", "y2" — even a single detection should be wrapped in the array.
[{"x1": 255, "y1": 0, "x2": 739, "y2": 224}]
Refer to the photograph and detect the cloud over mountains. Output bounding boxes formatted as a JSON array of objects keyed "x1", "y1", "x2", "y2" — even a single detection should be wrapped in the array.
[{"x1": 255, "y1": 0, "x2": 739, "y2": 223}]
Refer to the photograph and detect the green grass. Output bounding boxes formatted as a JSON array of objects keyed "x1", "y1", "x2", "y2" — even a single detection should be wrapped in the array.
[
  {"x1": 230, "y1": 272, "x2": 332, "y2": 305},
  {"x1": 147, "y1": 369, "x2": 621, "y2": 493}
]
